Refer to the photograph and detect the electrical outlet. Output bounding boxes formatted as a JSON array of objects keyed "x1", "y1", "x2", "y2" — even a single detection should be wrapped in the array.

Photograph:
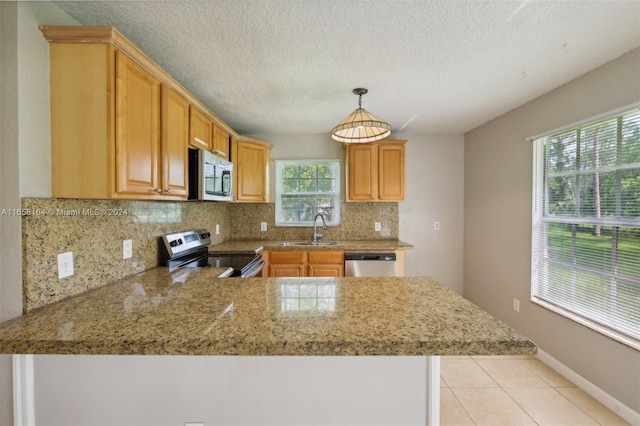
[
  {"x1": 513, "y1": 298, "x2": 520, "y2": 312},
  {"x1": 434, "y1": 221, "x2": 441, "y2": 231},
  {"x1": 57, "y1": 252, "x2": 74, "y2": 279},
  {"x1": 261, "y1": 222, "x2": 267, "y2": 232},
  {"x1": 123, "y1": 239, "x2": 132, "y2": 259},
  {"x1": 374, "y1": 222, "x2": 381, "y2": 232},
  {"x1": 215, "y1": 224, "x2": 220, "y2": 235}
]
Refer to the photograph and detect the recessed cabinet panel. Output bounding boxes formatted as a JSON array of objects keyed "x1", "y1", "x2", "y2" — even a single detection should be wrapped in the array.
[
  {"x1": 161, "y1": 86, "x2": 189, "y2": 197},
  {"x1": 348, "y1": 144, "x2": 377, "y2": 201},
  {"x1": 213, "y1": 125, "x2": 230, "y2": 159},
  {"x1": 189, "y1": 107, "x2": 212, "y2": 151},
  {"x1": 235, "y1": 141, "x2": 269, "y2": 202},
  {"x1": 346, "y1": 140, "x2": 406, "y2": 202},
  {"x1": 115, "y1": 51, "x2": 161, "y2": 195},
  {"x1": 265, "y1": 250, "x2": 344, "y2": 277},
  {"x1": 378, "y1": 144, "x2": 405, "y2": 201}
]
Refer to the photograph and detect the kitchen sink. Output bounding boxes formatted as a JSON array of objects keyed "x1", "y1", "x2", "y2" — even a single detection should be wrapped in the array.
[{"x1": 276, "y1": 241, "x2": 338, "y2": 246}]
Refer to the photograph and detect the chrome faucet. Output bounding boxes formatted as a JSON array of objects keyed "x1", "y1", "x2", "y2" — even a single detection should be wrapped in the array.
[{"x1": 312, "y1": 213, "x2": 327, "y2": 242}]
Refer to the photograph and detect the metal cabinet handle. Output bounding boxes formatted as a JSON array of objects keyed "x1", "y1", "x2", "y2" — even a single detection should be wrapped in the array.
[
  {"x1": 164, "y1": 189, "x2": 171, "y2": 193},
  {"x1": 153, "y1": 188, "x2": 162, "y2": 193}
]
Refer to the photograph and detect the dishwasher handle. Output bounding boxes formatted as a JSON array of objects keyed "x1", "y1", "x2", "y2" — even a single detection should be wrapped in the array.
[{"x1": 344, "y1": 253, "x2": 396, "y2": 261}]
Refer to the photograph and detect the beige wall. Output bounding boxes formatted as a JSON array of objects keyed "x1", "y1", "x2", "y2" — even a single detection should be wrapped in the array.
[
  {"x1": 464, "y1": 47, "x2": 640, "y2": 412},
  {"x1": 397, "y1": 132, "x2": 464, "y2": 293}
]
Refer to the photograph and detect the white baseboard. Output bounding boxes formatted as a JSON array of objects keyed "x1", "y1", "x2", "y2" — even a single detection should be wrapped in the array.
[{"x1": 536, "y1": 349, "x2": 640, "y2": 425}]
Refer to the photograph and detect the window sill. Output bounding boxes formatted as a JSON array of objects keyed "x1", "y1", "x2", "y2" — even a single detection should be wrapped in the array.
[{"x1": 531, "y1": 297, "x2": 640, "y2": 352}]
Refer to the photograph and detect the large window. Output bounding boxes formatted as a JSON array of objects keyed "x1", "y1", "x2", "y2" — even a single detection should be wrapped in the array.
[
  {"x1": 531, "y1": 107, "x2": 640, "y2": 349},
  {"x1": 275, "y1": 160, "x2": 341, "y2": 226}
]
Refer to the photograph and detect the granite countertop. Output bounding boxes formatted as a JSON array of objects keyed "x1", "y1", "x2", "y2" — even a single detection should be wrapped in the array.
[
  {"x1": 0, "y1": 267, "x2": 535, "y2": 356},
  {"x1": 209, "y1": 239, "x2": 414, "y2": 255}
]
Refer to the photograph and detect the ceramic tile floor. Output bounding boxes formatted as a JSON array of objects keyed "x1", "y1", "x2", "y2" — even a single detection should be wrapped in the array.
[{"x1": 440, "y1": 355, "x2": 630, "y2": 426}]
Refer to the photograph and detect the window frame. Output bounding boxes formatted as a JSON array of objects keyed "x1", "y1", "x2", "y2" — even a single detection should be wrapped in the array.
[
  {"x1": 274, "y1": 159, "x2": 341, "y2": 227},
  {"x1": 530, "y1": 106, "x2": 640, "y2": 351}
]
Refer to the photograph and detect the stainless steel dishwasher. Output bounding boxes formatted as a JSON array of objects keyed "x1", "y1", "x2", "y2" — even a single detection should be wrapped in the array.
[{"x1": 344, "y1": 252, "x2": 397, "y2": 277}]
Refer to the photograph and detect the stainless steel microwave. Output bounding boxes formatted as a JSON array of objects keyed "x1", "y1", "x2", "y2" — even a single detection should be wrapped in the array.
[{"x1": 188, "y1": 149, "x2": 233, "y2": 201}]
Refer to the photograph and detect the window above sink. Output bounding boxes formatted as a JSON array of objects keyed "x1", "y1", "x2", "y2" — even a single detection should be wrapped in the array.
[{"x1": 274, "y1": 160, "x2": 341, "y2": 227}]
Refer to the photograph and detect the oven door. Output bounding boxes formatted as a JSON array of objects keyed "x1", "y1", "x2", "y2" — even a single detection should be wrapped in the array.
[
  {"x1": 166, "y1": 248, "x2": 210, "y2": 269},
  {"x1": 241, "y1": 257, "x2": 265, "y2": 277}
]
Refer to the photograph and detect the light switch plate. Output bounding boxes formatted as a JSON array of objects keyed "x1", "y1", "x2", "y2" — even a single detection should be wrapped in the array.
[
  {"x1": 215, "y1": 224, "x2": 220, "y2": 235},
  {"x1": 261, "y1": 222, "x2": 267, "y2": 232},
  {"x1": 374, "y1": 222, "x2": 381, "y2": 232},
  {"x1": 123, "y1": 239, "x2": 132, "y2": 259},
  {"x1": 57, "y1": 251, "x2": 74, "y2": 279}
]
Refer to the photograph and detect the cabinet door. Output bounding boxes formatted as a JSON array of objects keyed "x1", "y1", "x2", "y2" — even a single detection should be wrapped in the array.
[
  {"x1": 269, "y1": 264, "x2": 306, "y2": 277},
  {"x1": 212, "y1": 125, "x2": 230, "y2": 159},
  {"x1": 347, "y1": 144, "x2": 377, "y2": 201},
  {"x1": 308, "y1": 264, "x2": 344, "y2": 277},
  {"x1": 378, "y1": 144, "x2": 405, "y2": 201},
  {"x1": 115, "y1": 51, "x2": 161, "y2": 195},
  {"x1": 161, "y1": 86, "x2": 189, "y2": 198},
  {"x1": 236, "y1": 142, "x2": 268, "y2": 202},
  {"x1": 189, "y1": 106, "x2": 212, "y2": 150}
]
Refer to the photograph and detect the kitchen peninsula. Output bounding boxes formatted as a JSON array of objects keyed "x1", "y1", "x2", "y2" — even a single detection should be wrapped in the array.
[{"x1": 0, "y1": 267, "x2": 535, "y2": 425}]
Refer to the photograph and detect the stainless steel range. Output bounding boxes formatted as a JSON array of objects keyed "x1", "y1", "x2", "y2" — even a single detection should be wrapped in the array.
[{"x1": 160, "y1": 229, "x2": 264, "y2": 277}]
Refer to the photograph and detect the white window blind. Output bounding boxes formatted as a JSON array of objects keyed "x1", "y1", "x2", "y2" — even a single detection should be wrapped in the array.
[
  {"x1": 275, "y1": 160, "x2": 341, "y2": 226},
  {"x1": 531, "y1": 108, "x2": 640, "y2": 349}
]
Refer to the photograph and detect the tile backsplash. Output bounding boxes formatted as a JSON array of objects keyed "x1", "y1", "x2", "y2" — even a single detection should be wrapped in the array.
[{"x1": 21, "y1": 198, "x2": 398, "y2": 312}]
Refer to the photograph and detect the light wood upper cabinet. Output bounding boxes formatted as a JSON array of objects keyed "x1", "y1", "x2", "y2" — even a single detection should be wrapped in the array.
[
  {"x1": 115, "y1": 51, "x2": 161, "y2": 195},
  {"x1": 346, "y1": 140, "x2": 406, "y2": 202},
  {"x1": 189, "y1": 106, "x2": 212, "y2": 151},
  {"x1": 45, "y1": 38, "x2": 187, "y2": 200},
  {"x1": 212, "y1": 125, "x2": 230, "y2": 159},
  {"x1": 41, "y1": 26, "x2": 239, "y2": 201},
  {"x1": 377, "y1": 143, "x2": 405, "y2": 201},
  {"x1": 232, "y1": 137, "x2": 272, "y2": 203},
  {"x1": 161, "y1": 86, "x2": 189, "y2": 197}
]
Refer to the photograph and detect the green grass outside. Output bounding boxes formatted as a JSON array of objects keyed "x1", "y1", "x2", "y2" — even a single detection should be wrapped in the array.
[{"x1": 539, "y1": 224, "x2": 639, "y2": 336}]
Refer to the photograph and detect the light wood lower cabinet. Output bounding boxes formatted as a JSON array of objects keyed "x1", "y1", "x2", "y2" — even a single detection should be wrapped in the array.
[
  {"x1": 308, "y1": 251, "x2": 344, "y2": 277},
  {"x1": 265, "y1": 250, "x2": 344, "y2": 277}
]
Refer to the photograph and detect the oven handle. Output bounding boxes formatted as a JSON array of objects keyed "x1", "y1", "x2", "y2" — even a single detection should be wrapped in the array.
[{"x1": 242, "y1": 259, "x2": 265, "y2": 277}]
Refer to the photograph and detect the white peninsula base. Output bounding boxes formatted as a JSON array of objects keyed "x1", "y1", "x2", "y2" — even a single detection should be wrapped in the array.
[{"x1": 15, "y1": 354, "x2": 440, "y2": 426}]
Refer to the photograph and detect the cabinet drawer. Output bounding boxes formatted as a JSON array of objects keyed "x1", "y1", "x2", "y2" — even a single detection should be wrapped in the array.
[
  {"x1": 308, "y1": 251, "x2": 343, "y2": 264},
  {"x1": 269, "y1": 251, "x2": 306, "y2": 264}
]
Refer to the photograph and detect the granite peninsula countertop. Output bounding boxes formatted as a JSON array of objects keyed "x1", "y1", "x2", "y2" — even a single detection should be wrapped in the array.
[
  {"x1": 209, "y1": 239, "x2": 414, "y2": 255},
  {"x1": 0, "y1": 267, "x2": 535, "y2": 356}
]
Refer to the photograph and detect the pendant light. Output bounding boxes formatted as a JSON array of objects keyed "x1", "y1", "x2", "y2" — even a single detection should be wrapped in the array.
[{"x1": 331, "y1": 88, "x2": 391, "y2": 143}]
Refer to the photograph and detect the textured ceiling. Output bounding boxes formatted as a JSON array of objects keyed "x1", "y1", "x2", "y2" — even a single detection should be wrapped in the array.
[{"x1": 51, "y1": 0, "x2": 640, "y2": 136}]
